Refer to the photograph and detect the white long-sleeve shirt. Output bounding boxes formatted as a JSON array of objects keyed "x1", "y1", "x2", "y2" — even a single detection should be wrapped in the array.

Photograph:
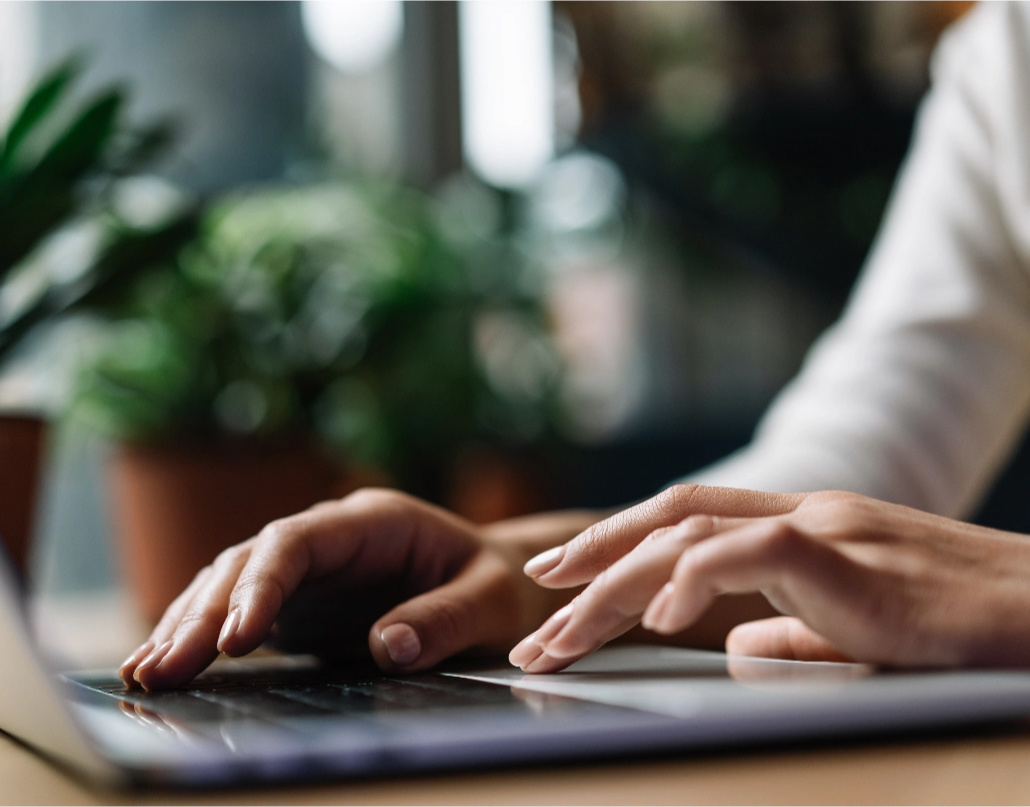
[{"x1": 691, "y1": 2, "x2": 1030, "y2": 519}]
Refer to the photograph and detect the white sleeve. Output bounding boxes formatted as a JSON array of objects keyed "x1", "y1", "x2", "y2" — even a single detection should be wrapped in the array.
[{"x1": 689, "y1": 3, "x2": 1030, "y2": 518}]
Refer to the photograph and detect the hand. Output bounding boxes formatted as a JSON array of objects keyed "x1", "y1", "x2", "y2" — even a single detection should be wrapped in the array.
[
  {"x1": 510, "y1": 485, "x2": 1030, "y2": 671},
  {"x1": 119, "y1": 488, "x2": 595, "y2": 691}
]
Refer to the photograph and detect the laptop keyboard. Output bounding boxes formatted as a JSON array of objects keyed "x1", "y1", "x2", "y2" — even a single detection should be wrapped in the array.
[{"x1": 73, "y1": 665, "x2": 523, "y2": 728}]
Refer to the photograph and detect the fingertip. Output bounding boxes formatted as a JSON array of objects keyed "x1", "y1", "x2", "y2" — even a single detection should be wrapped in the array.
[
  {"x1": 725, "y1": 621, "x2": 764, "y2": 656},
  {"x1": 522, "y1": 651, "x2": 572, "y2": 674},
  {"x1": 641, "y1": 582, "x2": 674, "y2": 633},
  {"x1": 369, "y1": 622, "x2": 430, "y2": 673},
  {"x1": 216, "y1": 607, "x2": 241, "y2": 654},
  {"x1": 134, "y1": 642, "x2": 221, "y2": 692},
  {"x1": 217, "y1": 624, "x2": 263, "y2": 658},
  {"x1": 381, "y1": 623, "x2": 423, "y2": 666},
  {"x1": 118, "y1": 640, "x2": 155, "y2": 689},
  {"x1": 132, "y1": 640, "x2": 174, "y2": 691},
  {"x1": 509, "y1": 633, "x2": 542, "y2": 668},
  {"x1": 523, "y1": 546, "x2": 565, "y2": 580}
]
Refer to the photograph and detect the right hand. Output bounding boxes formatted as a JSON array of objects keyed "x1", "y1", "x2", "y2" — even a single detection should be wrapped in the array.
[
  {"x1": 118, "y1": 488, "x2": 593, "y2": 691},
  {"x1": 512, "y1": 485, "x2": 1030, "y2": 672}
]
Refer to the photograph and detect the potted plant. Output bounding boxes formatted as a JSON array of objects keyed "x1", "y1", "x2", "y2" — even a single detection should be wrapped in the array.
[
  {"x1": 0, "y1": 60, "x2": 196, "y2": 577},
  {"x1": 70, "y1": 179, "x2": 564, "y2": 622}
]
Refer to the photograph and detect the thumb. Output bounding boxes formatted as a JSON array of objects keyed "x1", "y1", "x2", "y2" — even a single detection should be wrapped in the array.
[
  {"x1": 726, "y1": 616, "x2": 854, "y2": 663},
  {"x1": 369, "y1": 551, "x2": 519, "y2": 673}
]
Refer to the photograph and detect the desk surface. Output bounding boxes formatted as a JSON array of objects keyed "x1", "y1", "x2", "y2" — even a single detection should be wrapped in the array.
[{"x1": 6, "y1": 592, "x2": 1030, "y2": 806}]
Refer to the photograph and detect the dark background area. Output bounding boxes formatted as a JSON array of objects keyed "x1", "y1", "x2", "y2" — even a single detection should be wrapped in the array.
[{"x1": 549, "y1": 2, "x2": 1030, "y2": 533}]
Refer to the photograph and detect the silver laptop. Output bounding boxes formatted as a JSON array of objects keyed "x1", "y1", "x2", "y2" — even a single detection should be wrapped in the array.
[{"x1": 6, "y1": 551, "x2": 1030, "y2": 788}]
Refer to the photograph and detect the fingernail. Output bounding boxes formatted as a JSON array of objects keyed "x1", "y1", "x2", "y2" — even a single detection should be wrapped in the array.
[
  {"x1": 133, "y1": 640, "x2": 174, "y2": 684},
  {"x1": 524, "y1": 545, "x2": 565, "y2": 578},
  {"x1": 534, "y1": 603, "x2": 574, "y2": 645},
  {"x1": 509, "y1": 635, "x2": 543, "y2": 668},
  {"x1": 217, "y1": 607, "x2": 242, "y2": 653},
  {"x1": 523, "y1": 652, "x2": 563, "y2": 674},
  {"x1": 642, "y1": 583, "x2": 674, "y2": 631},
  {"x1": 509, "y1": 602, "x2": 575, "y2": 668},
  {"x1": 380, "y1": 623, "x2": 422, "y2": 666},
  {"x1": 118, "y1": 641, "x2": 155, "y2": 687}
]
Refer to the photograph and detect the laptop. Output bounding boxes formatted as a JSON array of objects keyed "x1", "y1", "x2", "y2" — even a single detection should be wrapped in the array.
[{"x1": 6, "y1": 551, "x2": 1030, "y2": 788}]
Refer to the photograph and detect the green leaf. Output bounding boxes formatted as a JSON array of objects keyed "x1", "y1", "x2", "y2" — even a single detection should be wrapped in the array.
[
  {"x1": 0, "y1": 57, "x2": 79, "y2": 177},
  {"x1": 31, "y1": 89, "x2": 123, "y2": 182},
  {"x1": 0, "y1": 210, "x2": 199, "y2": 367},
  {"x1": 0, "y1": 90, "x2": 124, "y2": 272}
]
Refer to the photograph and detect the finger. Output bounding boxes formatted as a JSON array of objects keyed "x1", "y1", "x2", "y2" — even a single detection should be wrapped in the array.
[
  {"x1": 133, "y1": 544, "x2": 253, "y2": 691},
  {"x1": 118, "y1": 564, "x2": 215, "y2": 687},
  {"x1": 726, "y1": 616, "x2": 854, "y2": 663},
  {"x1": 523, "y1": 515, "x2": 744, "y2": 671},
  {"x1": 642, "y1": 519, "x2": 860, "y2": 639},
  {"x1": 526, "y1": 485, "x2": 805, "y2": 589},
  {"x1": 219, "y1": 489, "x2": 475, "y2": 658},
  {"x1": 368, "y1": 550, "x2": 520, "y2": 673},
  {"x1": 508, "y1": 601, "x2": 573, "y2": 672}
]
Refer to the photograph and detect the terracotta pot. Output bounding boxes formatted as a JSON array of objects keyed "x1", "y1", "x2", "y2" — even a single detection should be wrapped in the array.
[
  {"x1": 445, "y1": 445, "x2": 550, "y2": 524},
  {"x1": 110, "y1": 440, "x2": 354, "y2": 625},
  {"x1": 0, "y1": 415, "x2": 46, "y2": 579}
]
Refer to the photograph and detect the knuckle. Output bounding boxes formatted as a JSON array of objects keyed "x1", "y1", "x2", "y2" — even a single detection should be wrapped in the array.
[
  {"x1": 256, "y1": 516, "x2": 309, "y2": 550},
  {"x1": 307, "y1": 499, "x2": 339, "y2": 514},
  {"x1": 757, "y1": 520, "x2": 806, "y2": 561},
  {"x1": 809, "y1": 489, "x2": 862, "y2": 513},
  {"x1": 654, "y1": 484, "x2": 702, "y2": 520},
  {"x1": 577, "y1": 521, "x2": 611, "y2": 555},
  {"x1": 570, "y1": 522, "x2": 620, "y2": 574},
  {"x1": 256, "y1": 517, "x2": 291, "y2": 545},
  {"x1": 343, "y1": 487, "x2": 408, "y2": 513},
  {"x1": 212, "y1": 544, "x2": 245, "y2": 572},
  {"x1": 810, "y1": 491, "x2": 876, "y2": 533},
  {"x1": 187, "y1": 564, "x2": 213, "y2": 592},
  {"x1": 678, "y1": 514, "x2": 716, "y2": 541}
]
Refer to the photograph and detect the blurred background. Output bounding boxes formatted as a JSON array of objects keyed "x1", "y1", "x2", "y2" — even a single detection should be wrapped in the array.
[{"x1": 6, "y1": 1, "x2": 1022, "y2": 619}]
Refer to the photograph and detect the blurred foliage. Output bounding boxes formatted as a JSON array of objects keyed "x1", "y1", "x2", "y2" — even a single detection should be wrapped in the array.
[
  {"x1": 0, "y1": 59, "x2": 198, "y2": 370},
  {"x1": 71, "y1": 180, "x2": 564, "y2": 484}
]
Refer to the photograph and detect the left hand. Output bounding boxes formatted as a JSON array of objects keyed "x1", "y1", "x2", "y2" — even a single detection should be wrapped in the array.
[
  {"x1": 509, "y1": 485, "x2": 1030, "y2": 672},
  {"x1": 118, "y1": 489, "x2": 596, "y2": 691}
]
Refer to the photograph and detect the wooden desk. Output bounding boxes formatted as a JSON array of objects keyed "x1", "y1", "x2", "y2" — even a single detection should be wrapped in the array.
[{"x1": 6, "y1": 593, "x2": 1030, "y2": 805}]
